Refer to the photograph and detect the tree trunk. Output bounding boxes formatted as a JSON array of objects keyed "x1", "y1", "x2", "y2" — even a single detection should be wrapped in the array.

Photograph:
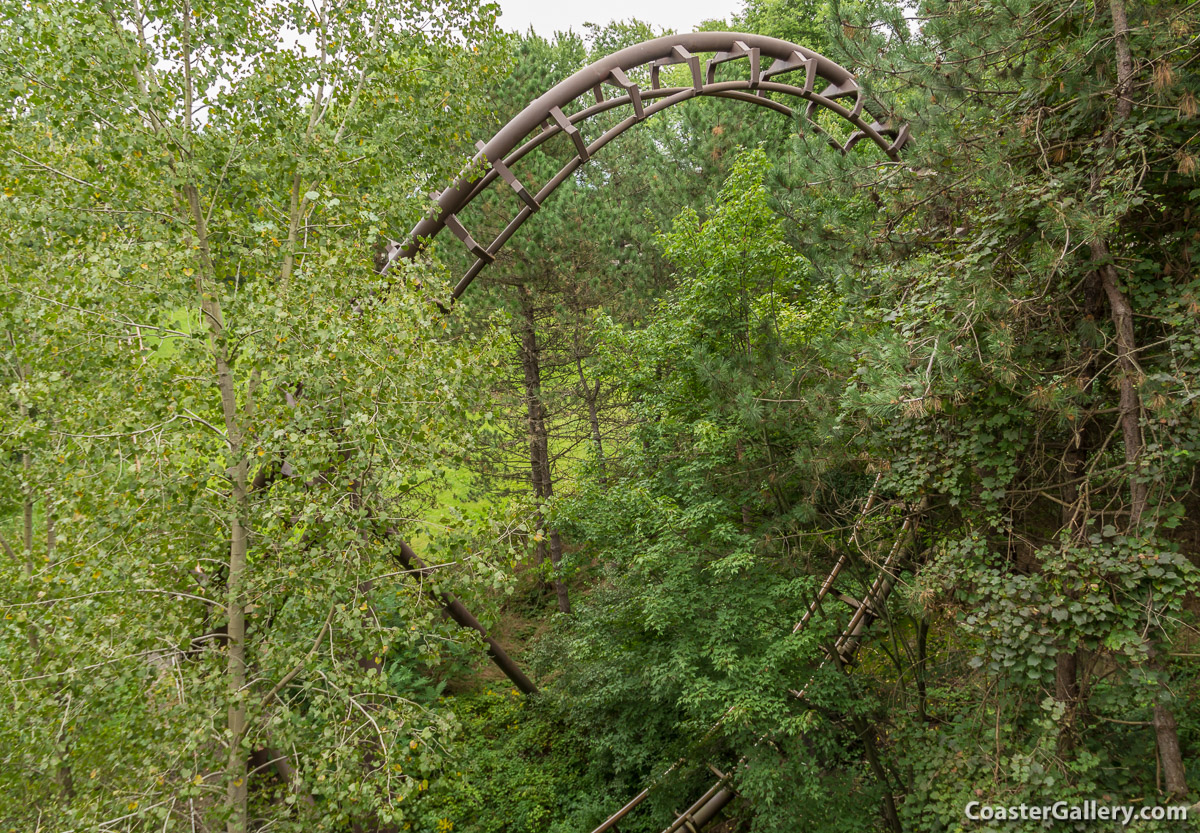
[
  {"x1": 177, "y1": 9, "x2": 253, "y2": 824},
  {"x1": 1093, "y1": 244, "x2": 1148, "y2": 522},
  {"x1": 517, "y1": 288, "x2": 548, "y2": 565},
  {"x1": 182, "y1": 176, "x2": 251, "y2": 833},
  {"x1": 1107, "y1": 0, "x2": 1134, "y2": 120},
  {"x1": 1055, "y1": 650, "x2": 1079, "y2": 754},
  {"x1": 860, "y1": 719, "x2": 904, "y2": 833},
  {"x1": 1090, "y1": 243, "x2": 1188, "y2": 797},
  {"x1": 516, "y1": 285, "x2": 570, "y2": 613},
  {"x1": 22, "y1": 457, "x2": 32, "y2": 566},
  {"x1": 22, "y1": 455, "x2": 32, "y2": 577},
  {"x1": 1153, "y1": 701, "x2": 1188, "y2": 799},
  {"x1": 43, "y1": 499, "x2": 74, "y2": 800},
  {"x1": 1088, "y1": 4, "x2": 1187, "y2": 796},
  {"x1": 575, "y1": 355, "x2": 606, "y2": 486},
  {"x1": 549, "y1": 530, "x2": 571, "y2": 614},
  {"x1": 224, "y1": 464, "x2": 250, "y2": 833}
]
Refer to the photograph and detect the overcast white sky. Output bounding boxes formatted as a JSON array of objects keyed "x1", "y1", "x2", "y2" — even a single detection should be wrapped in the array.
[{"x1": 495, "y1": 0, "x2": 743, "y2": 37}]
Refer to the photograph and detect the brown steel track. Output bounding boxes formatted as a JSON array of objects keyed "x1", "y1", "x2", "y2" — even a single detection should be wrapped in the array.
[
  {"x1": 589, "y1": 490, "x2": 926, "y2": 833},
  {"x1": 385, "y1": 32, "x2": 908, "y2": 296},
  {"x1": 387, "y1": 32, "x2": 914, "y2": 832}
]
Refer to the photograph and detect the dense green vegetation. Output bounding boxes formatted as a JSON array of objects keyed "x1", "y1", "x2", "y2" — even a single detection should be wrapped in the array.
[{"x1": 2, "y1": 0, "x2": 1198, "y2": 831}]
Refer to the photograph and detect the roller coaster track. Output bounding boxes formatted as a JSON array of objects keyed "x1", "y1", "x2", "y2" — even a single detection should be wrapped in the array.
[
  {"x1": 586, "y1": 487, "x2": 926, "y2": 833},
  {"x1": 389, "y1": 32, "x2": 914, "y2": 832},
  {"x1": 384, "y1": 32, "x2": 908, "y2": 294}
]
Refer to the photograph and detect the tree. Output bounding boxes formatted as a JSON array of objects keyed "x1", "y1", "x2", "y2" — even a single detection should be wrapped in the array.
[
  {"x1": 436, "y1": 0, "x2": 1200, "y2": 828},
  {"x1": 519, "y1": 149, "x2": 886, "y2": 833},
  {"x1": 0, "y1": 1, "x2": 512, "y2": 830},
  {"x1": 826, "y1": 0, "x2": 1200, "y2": 819}
]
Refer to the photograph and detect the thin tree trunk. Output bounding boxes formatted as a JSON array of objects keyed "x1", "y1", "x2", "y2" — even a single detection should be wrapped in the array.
[
  {"x1": 1055, "y1": 650, "x2": 1079, "y2": 754},
  {"x1": 1092, "y1": 13, "x2": 1160, "y2": 766},
  {"x1": 182, "y1": 180, "x2": 251, "y2": 832},
  {"x1": 859, "y1": 717, "x2": 904, "y2": 833},
  {"x1": 1090, "y1": 243, "x2": 1187, "y2": 797},
  {"x1": 44, "y1": 503, "x2": 74, "y2": 799},
  {"x1": 1152, "y1": 700, "x2": 1188, "y2": 799},
  {"x1": 16, "y1": 371, "x2": 72, "y2": 798},
  {"x1": 23, "y1": 452, "x2": 33, "y2": 581},
  {"x1": 180, "y1": 0, "x2": 252, "y2": 820},
  {"x1": 1107, "y1": 0, "x2": 1134, "y2": 121},
  {"x1": 1090, "y1": 2, "x2": 1187, "y2": 796},
  {"x1": 224, "y1": 463, "x2": 250, "y2": 833},
  {"x1": 575, "y1": 356, "x2": 606, "y2": 486},
  {"x1": 1093, "y1": 247, "x2": 1149, "y2": 522},
  {"x1": 516, "y1": 285, "x2": 570, "y2": 613},
  {"x1": 548, "y1": 530, "x2": 571, "y2": 614},
  {"x1": 518, "y1": 291, "x2": 549, "y2": 570},
  {"x1": 279, "y1": 171, "x2": 304, "y2": 293}
]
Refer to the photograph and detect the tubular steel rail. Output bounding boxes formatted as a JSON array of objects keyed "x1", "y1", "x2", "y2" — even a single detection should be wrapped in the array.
[
  {"x1": 388, "y1": 32, "x2": 914, "y2": 832},
  {"x1": 589, "y1": 494, "x2": 927, "y2": 833},
  {"x1": 384, "y1": 32, "x2": 908, "y2": 296}
]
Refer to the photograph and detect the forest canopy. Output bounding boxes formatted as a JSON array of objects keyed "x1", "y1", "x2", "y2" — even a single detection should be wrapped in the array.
[{"x1": 1, "y1": 0, "x2": 1198, "y2": 832}]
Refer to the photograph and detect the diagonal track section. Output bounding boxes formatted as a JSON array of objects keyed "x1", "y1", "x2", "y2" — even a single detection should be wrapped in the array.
[
  {"x1": 653, "y1": 498, "x2": 929, "y2": 833},
  {"x1": 586, "y1": 489, "x2": 926, "y2": 833}
]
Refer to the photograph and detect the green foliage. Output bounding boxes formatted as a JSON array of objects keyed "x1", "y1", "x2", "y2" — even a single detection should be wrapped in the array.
[
  {"x1": 3, "y1": 0, "x2": 1200, "y2": 831},
  {"x1": 506, "y1": 150, "x2": 881, "y2": 830},
  {"x1": 0, "y1": 0, "x2": 515, "y2": 830},
  {"x1": 419, "y1": 688, "x2": 600, "y2": 833},
  {"x1": 447, "y1": 0, "x2": 1200, "y2": 828}
]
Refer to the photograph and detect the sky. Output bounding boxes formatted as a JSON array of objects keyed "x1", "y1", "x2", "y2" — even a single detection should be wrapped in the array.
[{"x1": 495, "y1": 0, "x2": 743, "y2": 38}]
